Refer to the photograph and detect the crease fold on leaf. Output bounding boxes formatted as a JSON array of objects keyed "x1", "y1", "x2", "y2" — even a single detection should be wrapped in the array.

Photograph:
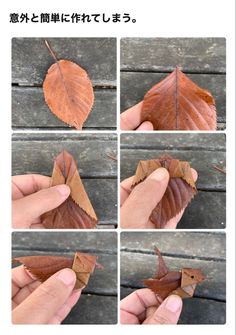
[
  {"x1": 143, "y1": 248, "x2": 205, "y2": 299},
  {"x1": 132, "y1": 155, "x2": 197, "y2": 228},
  {"x1": 13, "y1": 251, "x2": 103, "y2": 289},
  {"x1": 141, "y1": 67, "x2": 216, "y2": 130},
  {"x1": 41, "y1": 150, "x2": 98, "y2": 229}
]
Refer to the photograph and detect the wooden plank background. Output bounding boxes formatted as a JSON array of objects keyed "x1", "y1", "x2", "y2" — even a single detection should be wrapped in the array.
[
  {"x1": 120, "y1": 133, "x2": 226, "y2": 229},
  {"x1": 12, "y1": 38, "x2": 117, "y2": 130},
  {"x1": 12, "y1": 232, "x2": 117, "y2": 324},
  {"x1": 120, "y1": 38, "x2": 226, "y2": 130},
  {"x1": 12, "y1": 133, "x2": 117, "y2": 228},
  {"x1": 120, "y1": 232, "x2": 226, "y2": 324}
]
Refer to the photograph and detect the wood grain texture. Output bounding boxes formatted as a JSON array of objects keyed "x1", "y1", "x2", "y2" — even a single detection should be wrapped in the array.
[
  {"x1": 120, "y1": 38, "x2": 226, "y2": 73},
  {"x1": 120, "y1": 133, "x2": 225, "y2": 229},
  {"x1": 12, "y1": 87, "x2": 116, "y2": 130},
  {"x1": 12, "y1": 38, "x2": 116, "y2": 86},
  {"x1": 12, "y1": 134, "x2": 117, "y2": 227},
  {"x1": 12, "y1": 231, "x2": 117, "y2": 324},
  {"x1": 120, "y1": 232, "x2": 225, "y2": 324},
  {"x1": 120, "y1": 232, "x2": 226, "y2": 260},
  {"x1": 12, "y1": 38, "x2": 117, "y2": 130},
  {"x1": 120, "y1": 38, "x2": 226, "y2": 129}
]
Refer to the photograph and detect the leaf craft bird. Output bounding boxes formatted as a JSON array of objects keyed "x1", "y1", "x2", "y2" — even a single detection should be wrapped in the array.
[
  {"x1": 13, "y1": 251, "x2": 103, "y2": 289},
  {"x1": 41, "y1": 150, "x2": 98, "y2": 229},
  {"x1": 144, "y1": 248, "x2": 205, "y2": 299},
  {"x1": 141, "y1": 67, "x2": 216, "y2": 130}
]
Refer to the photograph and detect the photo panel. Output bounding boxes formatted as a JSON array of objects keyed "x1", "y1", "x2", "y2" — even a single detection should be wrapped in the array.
[
  {"x1": 120, "y1": 231, "x2": 226, "y2": 324},
  {"x1": 12, "y1": 231, "x2": 117, "y2": 324}
]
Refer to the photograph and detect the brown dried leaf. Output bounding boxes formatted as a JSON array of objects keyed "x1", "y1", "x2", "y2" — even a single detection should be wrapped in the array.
[
  {"x1": 144, "y1": 248, "x2": 205, "y2": 299},
  {"x1": 13, "y1": 251, "x2": 102, "y2": 289},
  {"x1": 141, "y1": 68, "x2": 216, "y2": 130},
  {"x1": 41, "y1": 150, "x2": 98, "y2": 229},
  {"x1": 132, "y1": 155, "x2": 197, "y2": 228},
  {"x1": 43, "y1": 41, "x2": 94, "y2": 130}
]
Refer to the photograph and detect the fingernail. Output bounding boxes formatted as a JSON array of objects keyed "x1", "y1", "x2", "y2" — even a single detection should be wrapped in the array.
[
  {"x1": 164, "y1": 295, "x2": 182, "y2": 313},
  {"x1": 149, "y1": 168, "x2": 169, "y2": 182},
  {"x1": 56, "y1": 185, "x2": 70, "y2": 197},
  {"x1": 56, "y1": 268, "x2": 76, "y2": 285}
]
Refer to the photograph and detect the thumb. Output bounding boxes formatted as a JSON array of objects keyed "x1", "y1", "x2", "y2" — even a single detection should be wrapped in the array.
[
  {"x1": 12, "y1": 268, "x2": 76, "y2": 324},
  {"x1": 12, "y1": 184, "x2": 70, "y2": 228},
  {"x1": 143, "y1": 295, "x2": 183, "y2": 324},
  {"x1": 121, "y1": 168, "x2": 169, "y2": 228}
]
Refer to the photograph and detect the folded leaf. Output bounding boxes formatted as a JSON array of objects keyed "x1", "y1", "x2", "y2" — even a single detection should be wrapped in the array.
[
  {"x1": 43, "y1": 41, "x2": 94, "y2": 130},
  {"x1": 41, "y1": 150, "x2": 98, "y2": 229},
  {"x1": 144, "y1": 248, "x2": 205, "y2": 299},
  {"x1": 141, "y1": 67, "x2": 216, "y2": 130},
  {"x1": 13, "y1": 251, "x2": 102, "y2": 289},
  {"x1": 132, "y1": 155, "x2": 197, "y2": 228}
]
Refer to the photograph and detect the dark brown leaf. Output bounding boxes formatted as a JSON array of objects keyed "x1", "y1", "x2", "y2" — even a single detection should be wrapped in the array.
[
  {"x1": 144, "y1": 248, "x2": 205, "y2": 299},
  {"x1": 41, "y1": 150, "x2": 98, "y2": 229},
  {"x1": 132, "y1": 155, "x2": 197, "y2": 228},
  {"x1": 141, "y1": 67, "x2": 216, "y2": 130}
]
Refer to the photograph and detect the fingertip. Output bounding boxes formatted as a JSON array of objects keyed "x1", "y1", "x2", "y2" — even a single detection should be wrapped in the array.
[
  {"x1": 191, "y1": 168, "x2": 198, "y2": 182},
  {"x1": 55, "y1": 268, "x2": 76, "y2": 286},
  {"x1": 54, "y1": 184, "x2": 71, "y2": 198},
  {"x1": 163, "y1": 294, "x2": 183, "y2": 313},
  {"x1": 148, "y1": 167, "x2": 170, "y2": 183},
  {"x1": 136, "y1": 121, "x2": 154, "y2": 131}
]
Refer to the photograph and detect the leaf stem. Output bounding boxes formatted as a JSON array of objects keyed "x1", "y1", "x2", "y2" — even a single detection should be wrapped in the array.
[{"x1": 44, "y1": 39, "x2": 58, "y2": 63}]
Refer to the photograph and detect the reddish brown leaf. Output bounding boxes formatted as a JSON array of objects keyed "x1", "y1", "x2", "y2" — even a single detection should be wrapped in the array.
[
  {"x1": 132, "y1": 155, "x2": 197, "y2": 228},
  {"x1": 43, "y1": 40, "x2": 94, "y2": 130},
  {"x1": 41, "y1": 150, "x2": 98, "y2": 229},
  {"x1": 13, "y1": 251, "x2": 102, "y2": 289},
  {"x1": 144, "y1": 248, "x2": 205, "y2": 299},
  {"x1": 141, "y1": 67, "x2": 216, "y2": 130}
]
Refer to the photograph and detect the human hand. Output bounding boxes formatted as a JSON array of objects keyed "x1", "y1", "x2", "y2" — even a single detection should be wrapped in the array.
[
  {"x1": 12, "y1": 174, "x2": 70, "y2": 229},
  {"x1": 120, "y1": 288, "x2": 183, "y2": 324},
  {"x1": 12, "y1": 265, "x2": 81, "y2": 324},
  {"x1": 120, "y1": 101, "x2": 153, "y2": 130},
  {"x1": 120, "y1": 167, "x2": 198, "y2": 229}
]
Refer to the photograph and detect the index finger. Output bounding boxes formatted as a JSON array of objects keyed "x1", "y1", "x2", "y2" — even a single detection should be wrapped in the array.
[
  {"x1": 12, "y1": 265, "x2": 38, "y2": 297},
  {"x1": 12, "y1": 174, "x2": 51, "y2": 200},
  {"x1": 120, "y1": 288, "x2": 160, "y2": 321},
  {"x1": 120, "y1": 176, "x2": 134, "y2": 206},
  {"x1": 120, "y1": 101, "x2": 143, "y2": 130}
]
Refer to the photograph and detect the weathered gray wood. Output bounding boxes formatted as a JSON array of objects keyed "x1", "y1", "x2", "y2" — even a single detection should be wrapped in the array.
[
  {"x1": 12, "y1": 87, "x2": 116, "y2": 129},
  {"x1": 179, "y1": 298, "x2": 225, "y2": 324},
  {"x1": 12, "y1": 133, "x2": 117, "y2": 225},
  {"x1": 120, "y1": 288, "x2": 225, "y2": 324},
  {"x1": 12, "y1": 38, "x2": 117, "y2": 86},
  {"x1": 120, "y1": 252, "x2": 226, "y2": 301},
  {"x1": 12, "y1": 231, "x2": 117, "y2": 253},
  {"x1": 121, "y1": 38, "x2": 226, "y2": 73},
  {"x1": 63, "y1": 295, "x2": 117, "y2": 324},
  {"x1": 120, "y1": 72, "x2": 226, "y2": 125},
  {"x1": 12, "y1": 134, "x2": 117, "y2": 177},
  {"x1": 120, "y1": 149, "x2": 226, "y2": 191},
  {"x1": 121, "y1": 133, "x2": 225, "y2": 151},
  {"x1": 120, "y1": 232, "x2": 226, "y2": 260},
  {"x1": 178, "y1": 191, "x2": 225, "y2": 229}
]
